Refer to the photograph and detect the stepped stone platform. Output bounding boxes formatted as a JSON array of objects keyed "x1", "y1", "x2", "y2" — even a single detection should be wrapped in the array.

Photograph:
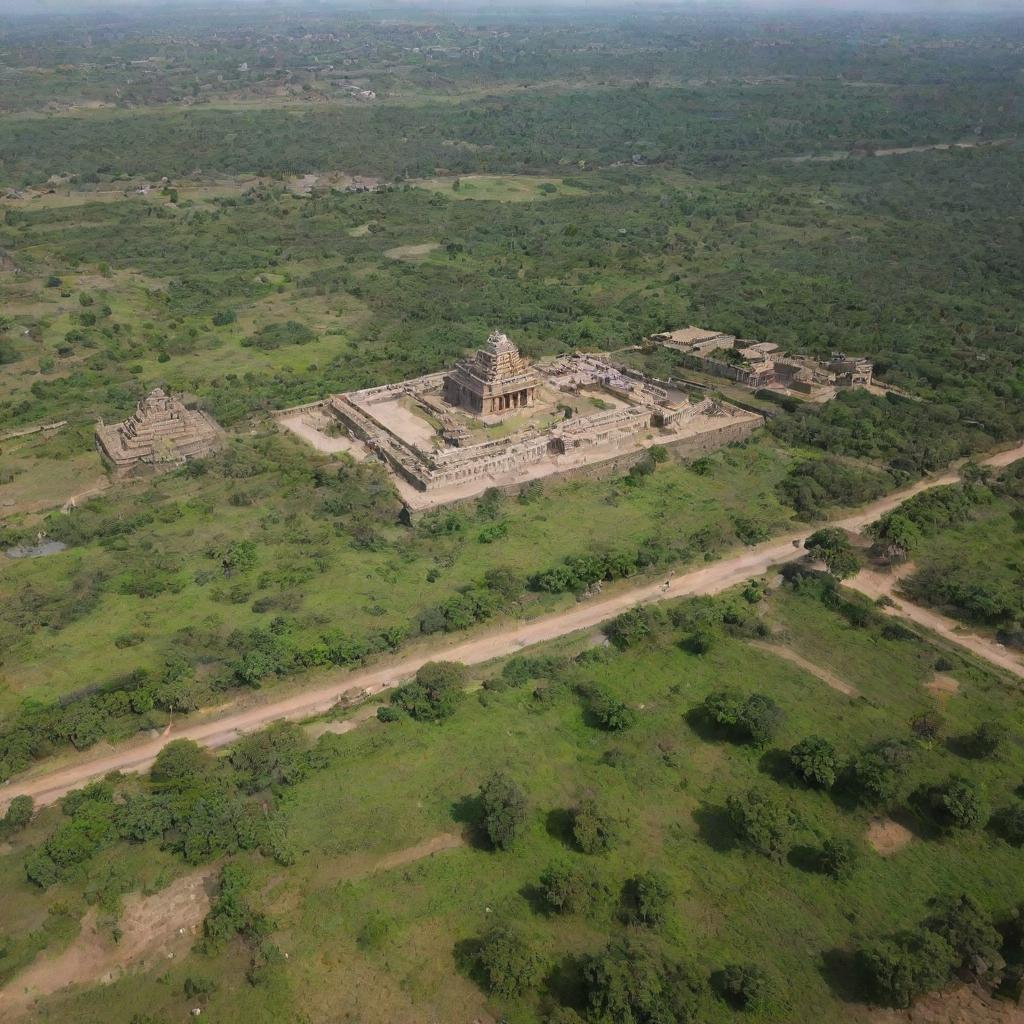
[{"x1": 95, "y1": 388, "x2": 222, "y2": 475}]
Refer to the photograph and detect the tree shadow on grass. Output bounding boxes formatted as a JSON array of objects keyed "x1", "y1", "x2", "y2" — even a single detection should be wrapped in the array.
[
  {"x1": 945, "y1": 733, "x2": 980, "y2": 760},
  {"x1": 682, "y1": 706, "x2": 734, "y2": 744},
  {"x1": 758, "y1": 747, "x2": 795, "y2": 786},
  {"x1": 787, "y1": 843, "x2": 823, "y2": 874},
  {"x1": 692, "y1": 802, "x2": 736, "y2": 853},
  {"x1": 452, "y1": 935, "x2": 487, "y2": 989},
  {"x1": 819, "y1": 947, "x2": 863, "y2": 1005},
  {"x1": 545, "y1": 952, "x2": 588, "y2": 1013},
  {"x1": 451, "y1": 793, "x2": 487, "y2": 850},
  {"x1": 519, "y1": 881, "x2": 552, "y2": 917},
  {"x1": 546, "y1": 807, "x2": 575, "y2": 847}
]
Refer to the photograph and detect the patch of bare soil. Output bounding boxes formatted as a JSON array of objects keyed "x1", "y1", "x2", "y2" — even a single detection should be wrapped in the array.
[
  {"x1": 872, "y1": 983, "x2": 1024, "y2": 1023},
  {"x1": 0, "y1": 869, "x2": 214, "y2": 1018},
  {"x1": 383, "y1": 241, "x2": 440, "y2": 260},
  {"x1": 926, "y1": 674, "x2": 961, "y2": 697},
  {"x1": 749, "y1": 640, "x2": 859, "y2": 697},
  {"x1": 866, "y1": 816, "x2": 914, "y2": 857},
  {"x1": 371, "y1": 833, "x2": 465, "y2": 874},
  {"x1": 305, "y1": 702, "x2": 381, "y2": 740}
]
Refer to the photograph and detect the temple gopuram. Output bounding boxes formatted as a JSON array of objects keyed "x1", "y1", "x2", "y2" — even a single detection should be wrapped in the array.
[{"x1": 95, "y1": 388, "x2": 221, "y2": 475}]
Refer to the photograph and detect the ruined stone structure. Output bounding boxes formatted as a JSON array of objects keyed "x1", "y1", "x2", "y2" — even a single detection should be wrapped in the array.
[
  {"x1": 652, "y1": 325, "x2": 873, "y2": 397},
  {"x1": 444, "y1": 331, "x2": 539, "y2": 414},
  {"x1": 95, "y1": 388, "x2": 221, "y2": 474},
  {"x1": 291, "y1": 331, "x2": 762, "y2": 513}
]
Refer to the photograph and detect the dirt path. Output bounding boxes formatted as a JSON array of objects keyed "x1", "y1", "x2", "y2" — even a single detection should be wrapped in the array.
[
  {"x1": 370, "y1": 833, "x2": 465, "y2": 874},
  {"x1": 748, "y1": 640, "x2": 859, "y2": 696},
  {"x1": 3, "y1": 443, "x2": 1022, "y2": 815},
  {"x1": 0, "y1": 869, "x2": 213, "y2": 1017},
  {"x1": 847, "y1": 567, "x2": 1024, "y2": 681}
]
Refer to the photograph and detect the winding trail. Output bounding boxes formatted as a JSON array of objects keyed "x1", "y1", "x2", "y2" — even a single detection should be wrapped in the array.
[{"x1": 3, "y1": 443, "x2": 1022, "y2": 814}]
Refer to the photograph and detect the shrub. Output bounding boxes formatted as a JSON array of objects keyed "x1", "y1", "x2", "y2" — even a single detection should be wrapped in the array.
[
  {"x1": 968, "y1": 721, "x2": 1008, "y2": 759},
  {"x1": 704, "y1": 691, "x2": 783, "y2": 746},
  {"x1": 479, "y1": 771, "x2": 528, "y2": 850},
  {"x1": 926, "y1": 895, "x2": 1004, "y2": 978},
  {"x1": 391, "y1": 661, "x2": 468, "y2": 722},
  {"x1": 2, "y1": 794, "x2": 34, "y2": 832},
  {"x1": 790, "y1": 736, "x2": 840, "y2": 789},
  {"x1": 915, "y1": 776, "x2": 986, "y2": 833},
  {"x1": 857, "y1": 929, "x2": 956, "y2": 1008},
  {"x1": 572, "y1": 797, "x2": 618, "y2": 854},
  {"x1": 713, "y1": 963, "x2": 770, "y2": 1009},
  {"x1": 726, "y1": 788, "x2": 794, "y2": 862},
  {"x1": 229, "y1": 721, "x2": 309, "y2": 793},
  {"x1": 818, "y1": 837, "x2": 859, "y2": 880},
  {"x1": 538, "y1": 861, "x2": 606, "y2": 915},
  {"x1": 590, "y1": 689, "x2": 636, "y2": 731},
  {"x1": 583, "y1": 938, "x2": 701, "y2": 1024},
  {"x1": 376, "y1": 705, "x2": 400, "y2": 723},
  {"x1": 849, "y1": 740, "x2": 913, "y2": 805},
  {"x1": 475, "y1": 924, "x2": 545, "y2": 999},
  {"x1": 621, "y1": 870, "x2": 671, "y2": 927}
]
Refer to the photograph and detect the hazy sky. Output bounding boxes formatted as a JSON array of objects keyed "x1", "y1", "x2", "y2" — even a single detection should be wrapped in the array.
[{"x1": 2, "y1": 0, "x2": 1023, "y2": 14}]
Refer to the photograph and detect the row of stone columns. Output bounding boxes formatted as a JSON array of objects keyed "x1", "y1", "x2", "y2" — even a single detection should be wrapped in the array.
[{"x1": 489, "y1": 389, "x2": 531, "y2": 413}]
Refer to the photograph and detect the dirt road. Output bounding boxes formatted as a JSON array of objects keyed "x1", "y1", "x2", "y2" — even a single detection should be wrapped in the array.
[
  {"x1": 3, "y1": 443, "x2": 1022, "y2": 814},
  {"x1": 848, "y1": 566, "x2": 1024, "y2": 681}
]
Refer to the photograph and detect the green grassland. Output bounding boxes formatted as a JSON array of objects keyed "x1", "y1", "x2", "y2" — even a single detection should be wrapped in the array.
[
  {"x1": 0, "y1": 433, "x2": 795, "y2": 715},
  {"x1": 3, "y1": 581, "x2": 1024, "y2": 1022}
]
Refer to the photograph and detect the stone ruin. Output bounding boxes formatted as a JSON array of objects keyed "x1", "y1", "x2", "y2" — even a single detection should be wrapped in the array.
[
  {"x1": 444, "y1": 330, "x2": 539, "y2": 415},
  {"x1": 95, "y1": 388, "x2": 221, "y2": 475},
  {"x1": 289, "y1": 330, "x2": 763, "y2": 513}
]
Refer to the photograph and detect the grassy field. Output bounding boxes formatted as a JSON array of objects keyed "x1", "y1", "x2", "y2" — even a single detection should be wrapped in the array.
[
  {"x1": 3, "y1": 580, "x2": 1023, "y2": 1022},
  {"x1": 0, "y1": 433, "x2": 795, "y2": 714}
]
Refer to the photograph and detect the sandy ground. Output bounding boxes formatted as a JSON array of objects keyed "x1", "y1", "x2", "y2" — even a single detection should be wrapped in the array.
[
  {"x1": 866, "y1": 816, "x2": 914, "y2": 857},
  {"x1": 748, "y1": 640, "x2": 859, "y2": 696},
  {"x1": 926, "y1": 674, "x2": 961, "y2": 697},
  {"x1": 0, "y1": 869, "x2": 214, "y2": 1018},
  {"x1": 383, "y1": 242, "x2": 440, "y2": 260},
  {"x1": 278, "y1": 413, "x2": 367, "y2": 457},
  {"x1": 3, "y1": 442, "x2": 1022, "y2": 816},
  {"x1": 871, "y1": 983, "x2": 1024, "y2": 1024},
  {"x1": 847, "y1": 567, "x2": 1024, "y2": 681}
]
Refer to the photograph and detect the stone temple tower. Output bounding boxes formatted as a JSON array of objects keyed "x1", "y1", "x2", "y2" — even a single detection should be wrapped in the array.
[{"x1": 443, "y1": 330, "x2": 539, "y2": 415}]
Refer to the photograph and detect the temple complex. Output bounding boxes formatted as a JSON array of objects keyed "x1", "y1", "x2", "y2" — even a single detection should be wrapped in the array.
[
  {"x1": 95, "y1": 388, "x2": 221, "y2": 475},
  {"x1": 276, "y1": 329, "x2": 763, "y2": 514},
  {"x1": 443, "y1": 331, "x2": 539, "y2": 414}
]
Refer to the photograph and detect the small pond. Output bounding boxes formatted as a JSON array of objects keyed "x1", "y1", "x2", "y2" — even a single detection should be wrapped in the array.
[{"x1": 4, "y1": 541, "x2": 68, "y2": 559}]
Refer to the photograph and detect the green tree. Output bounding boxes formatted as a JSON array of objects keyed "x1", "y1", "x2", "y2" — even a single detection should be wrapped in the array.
[
  {"x1": 621, "y1": 870, "x2": 671, "y2": 927},
  {"x1": 590, "y1": 689, "x2": 636, "y2": 731},
  {"x1": 150, "y1": 739, "x2": 211, "y2": 793},
  {"x1": 849, "y1": 740, "x2": 913, "y2": 805},
  {"x1": 926, "y1": 895, "x2": 1004, "y2": 978},
  {"x1": 538, "y1": 861, "x2": 605, "y2": 915},
  {"x1": 712, "y1": 963, "x2": 770, "y2": 1010},
  {"x1": 391, "y1": 661, "x2": 468, "y2": 722},
  {"x1": 917, "y1": 776, "x2": 986, "y2": 833},
  {"x1": 819, "y1": 836, "x2": 859, "y2": 880},
  {"x1": 2, "y1": 794, "x2": 33, "y2": 832},
  {"x1": 868, "y1": 513, "x2": 921, "y2": 564},
  {"x1": 857, "y1": 929, "x2": 956, "y2": 1008},
  {"x1": 572, "y1": 797, "x2": 618, "y2": 854},
  {"x1": 968, "y1": 721, "x2": 1008, "y2": 759},
  {"x1": 804, "y1": 528, "x2": 861, "y2": 580},
  {"x1": 790, "y1": 736, "x2": 840, "y2": 789},
  {"x1": 229, "y1": 721, "x2": 309, "y2": 793},
  {"x1": 475, "y1": 923, "x2": 545, "y2": 999},
  {"x1": 583, "y1": 938, "x2": 701, "y2": 1024},
  {"x1": 726, "y1": 788, "x2": 794, "y2": 862},
  {"x1": 479, "y1": 771, "x2": 528, "y2": 850}
]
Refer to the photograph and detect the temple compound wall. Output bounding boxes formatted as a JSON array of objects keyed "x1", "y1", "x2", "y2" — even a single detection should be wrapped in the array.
[{"x1": 311, "y1": 329, "x2": 763, "y2": 512}]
